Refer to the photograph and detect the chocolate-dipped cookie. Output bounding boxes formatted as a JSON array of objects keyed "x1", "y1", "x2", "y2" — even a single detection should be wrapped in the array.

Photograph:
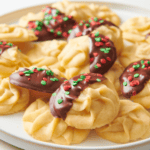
[
  {"x1": 50, "y1": 73, "x2": 120, "y2": 129},
  {"x1": 42, "y1": 6, "x2": 76, "y2": 39},
  {"x1": 68, "y1": 17, "x2": 117, "y2": 40},
  {"x1": 0, "y1": 41, "x2": 15, "y2": 54},
  {"x1": 9, "y1": 67, "x2": 64, "y2": 93},
  {"x1": 120, "y1": 60, "x2": 150, "y2": 109}
]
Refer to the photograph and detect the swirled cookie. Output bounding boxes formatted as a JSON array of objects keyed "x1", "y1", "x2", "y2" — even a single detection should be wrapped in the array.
[
  {"x1": 120, "y1": 60, "x2": 150, "y2": 109},
  {"x1": 23, "y1": 99, "x2": 90, "y2": 145},
  {"x1": 121, "y1": 17, "x2": 150, "y2": 43},
  {"x1": 0, "y1": 24, "x2": 37, "y2": 42},
  {"x1": 119, "y1": 42, "x2": 150, "y2": 67},
  {"x1": 0, "y1": 77, "x2": 29, "y2": 115},
  {"x1": 52, "y1": 0, "x2": 120, "y2": 26},
  {"x1": 95, "y1": 100, "x2": 150, "y2": 143},
  {"x1": 58, "y1": 30, "x2": 120, "y2": 79},
  {"x1": 50, "y1": 73, "x2": 120, "y2": 129},
  {"x1": 0, "y1": 41, "x2": 31, "y2": 78},
  {"x1": 26, "y1": 40, "x2": 67, "y2": 76}
]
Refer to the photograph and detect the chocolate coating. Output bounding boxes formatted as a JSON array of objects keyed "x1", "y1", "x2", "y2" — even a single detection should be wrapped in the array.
[
  {"x1": 27, "y1": 21, "x2": 59, "y2": 41},
  {"x1": 68, "y1": 18, "x2": 117, "y2": 40},
  {"x1": 89, "y1": 33, "x2": 117, "y2": 74},
  {"x1": 9, "y1": 67, "x2": 64, "y2": 93},
  {"x1": 42, "y1": 6, "x2": 77, "y2": 39},
  {"x1": 0, "y1": 41, "x2": 15, "y2": 55},
  {"x1": 120, "y1": 60, "x2": 150, "y2": 98},
  {"x1": 50, "y1": 73, "x2": 106, "y2": 120}
]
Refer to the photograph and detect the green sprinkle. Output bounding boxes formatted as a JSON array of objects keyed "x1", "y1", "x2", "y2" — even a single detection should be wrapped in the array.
[
  {"x1": 37, "y1": 68, "x2": 45, "y2": 71},
  {"x1": 89, "y1": 19, "x2": 92, "y2": 23},
  {"x1": 148, "y1": 61, "x2": 150, "y2": 64},
  {"x1": 0, "y1": 42, "x2": 2, "y2": 45},
  {"x1": 63, "y1": 17, "x2": 69, "y2": 21},
  {"x1": 94, "y1": 65, "x2": 99, "y2": 69},
  {"x1": 79, "y1": 23, "x2": 83, "y2": 26},
  {"x1": 25, "y1": 74, "x2": 30, "y2": 77},
  {"x1": 36, "y1": 26, "x2": 42, "y2": 31},
  {"x1": 46, "y1": 70, "x2": 54, "y2": 76},
  {"x1": 100, "y1": 48, "x2": 105, "y2": 52},
  {"x1": 41, "y1": 80, "x2": 46, "y2": 85},
  {"x1": 56, "y1": 9, "x2": 59, "y2": 14},
  {"x1": 54, "y1": 14, "x2": 58, "y2": 17},
  {"x1": 57, "y1": 31, "x2": 62, "y2": 36},
  {"x1": 99, "y1": 20, "x2": 104, "y2": 23},
  {"x1": 68, "y1": 29, "x2": 72, "y2": 34},
  {"x1": 45, "y1": 12, "x2": 48, "y2": 15},
  {"x1": 95, "y1": 37, "x2": 101, "y2": 42},
  {"x1": 94, "y1": 17, "x2": 98, "y2": 22},
  {"x1": 95, "y1": 32, "x2": 99, "y2": 37},
  {"x1": 0, "y1": 49, "x2": 2, "y2": 52},
  {"x1": 57, "y1": 99, "x2": 63, "y2": 104},
  {"x1": 77, "y1": 78, "x2": 83, "y2": 82},
  {"x1": 134, "y1": 73, "x2": 139, "y2": 78},
  {"x1": 133, "y1": 64, "x2": 140, "y2": 69},
  {"x1": 64, "y1": 79, "x2": 68, "y2": 81},
  {"x1": 53, "y1": 19, "x2": 56, "y2": 22},
  {"x1": 23, "y1": 70, "x2": 34, "y2": 74},
  {"x1": 35, "y1": 21, "x2": 41, "y2": 26},
  {"x1": 50, "y1": 29, "x2": 54, "y2": 33},
  {"x1": 65, "y1": 91, "x2": 70, "y2": 95},
  {"x1": 82, "y1": 20, "x2": 85, "y2": 23},
  {"x1": 80, "y1": 75, "x2": 86, "y2": 79},
  {"x1": 136, "y1": 64, "x2": 140, "y2": 68},
  {"x1": 141, "y1": 60, "x2": 144, "y2": 64},
  {"x1": 72, "y1": 82, "x2": 77, "y2": 86},
  {"x1": 48, "y1": 15, "x2": 53, "y2": 20},
  {"x1": 50, "y1": 78, "x2": 59, "y2": 81},
  {"x1": 45, "y1": 20, "x2": 49, "y2": 25},
  {"x1": 123, "y1": 81, "x2": 127, "y2": 86},
  {"x1": 85, "y1": 23, "x2": 90, "y2": 27},
  {"x1": 96, "y1": 78, "x2": 101, "y2": 82},
  {"x1": 106, "y1": 47, "x2": 111, "y2": 51},
  {"x1": 7, "y1": 43, "x2": 13, "y2": 46},
  {"x1": 52, "y1": 93, "x2": 56, "y2": 96},
  {"x1": 142, "y1": 65, "x2": 145, "y2": 69}
]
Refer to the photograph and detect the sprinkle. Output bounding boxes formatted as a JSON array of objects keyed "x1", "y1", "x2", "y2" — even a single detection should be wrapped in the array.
[
  {"x1": 89, "y1": 19, "x2": 92, "y2": 23},
  {"x1": 57, "y1": 31, "x2": 62, "y2": 36},
  {"x1": 94, "y1": 65, "x2": 99, "y2": 69},
  {"x1": 134, "y1": 73, "x2": 139, "y2": 78},
  {"x1": 34, "y1": 31, "x2": 40, "y2": 35},
  {"x1": 94, "y1": 17, "x2": 98, "y2": 22},
  {"x1": 129, "y1": 68, "x2": 134, "y2": 72},
  {"x1": 95, "y1": 32, "x2": 99, "y2": 37},
  {"x1": 72, "y1": 82, "x2": 77, "y2": 86},
  {"x1": 99, "y1": 20, "x2": 104, "y2": 23},
  {"x1": 90, "y1": 57, "x2": 94, "y2": 62},
  {"x1": 23, "y1": 70, "x2": 34, "y2": 74},
  {"x1": 37, "y1": 68, "x2": 45, "y2": 71},
  {"x1": 102, "y1": 38, "x2": 107, "y2": 42},
  {"x1": 28, "y1": 78, "x2": 31, "y2": 81},
  {"x1": 85, "y1": 23, "x2": 90, "y2": 27},
  {"x1": 63, "y1": 17, "x2": 69, "y2": 21},
  {"x1": 80, "y1": 75, "x2": 86, "y2": 79},
  {"x1": 123, "y1": 81, "x2": 127, "y2": 86},
  {"x1": 133, "y1": 64, "x2": 140, "y2": 69},
  {"x1": 148, "y1": 61, "x2": 150, "y2": 64},
  {"x1": 41, "y1": 80, "x2": 46, "y2": 85},
  {"x1": 0, "y1": 42, "x2": 2, "y2": 45},
  {"x1": 128, "y1": 76, "x2": 133, "y2": 81},
  {"x1": 25, "y1": 74, "x2": 30, "y2": 76},
  {"x1": 95, "y1": 42, "x2": 103, "y2": 46},
  {"x1": 68, "y1": 29, "x2": 72, "y2": 34},
  {"x1": 56, "y1": 9, "x2": 59, "y2": 14},
  {"x1": 76, "y1": 32, "x2": 82, "y2": 37},
  {"x1": 132, "y1": 91, "x2": 136, "y2": 96},
  {"x1": 50, "y1": 77, "x2": 59, "y2": 81},
  {"x1": 63, "y1": 85, "x2": 71, "y2": 91},
  {"x1": 97, "y1": 63, "x2": 101, "y2": 67},
  {"x1": 142, "y1": 65, "x2": 145, "y2": 68},
  {"x1": 50, "y1": 29, "x2": 54, "y2": 33},
  {"x1": 64, "y1": 80, "x2": 68, "y2": 84},
  {"x1": 43, "y1": 77, "x2": 47, "y2": 81},
  {"x1": 97, "y1": 74, "x2": 102, "y2": 77},
  {"x1": 95, "y1": 37, "x2": 101, "y2": 42},
  {"x1": 141, "y1": 60, "x2": 144, "y2": 64},
  {"x1": 63, "y1": 32, "x2": 68, "y2": 37},
  {"x1": 77, "y1": 78, "x2": 83, "y2": 82},
  {"x1": 65, "y1": 91, "x2": 70, "y2": 95},
  {"x1": 101, "y1": 59, "x2": 106, "y2": 64},
  {"x1": 86, "y1": 76, "x2": 91, "y2": 79},
  {"x1": 96, "y1": 78, "x2": 101, "y2": 82},
  {"x1": 7, "y1": 43, "x2": 13, "y2": 46},
  {"x1": 45, "y1": 20, "x2": 49, "y2": 25},
  {"x1": 19, "y1": 72, "x2": 24, "y2": 76},
  {"x1": 105, "y1": 42, "x2": 111, "y2": 47},
  {"x1": 52, "y1": 93, "x2": 56, "y2": 96},
  {"x1": 93, "y1": 53, "x2": 98, "y2": 56},
  {"x1": 106, "y1": 57, "x2": 111, "y2": 61},
  {"x1": 79, "y1": 23, "x2": 83, "y2": 26},
  {"x1": 57, "y1": 99, "x2": 63, "y2": 104}
]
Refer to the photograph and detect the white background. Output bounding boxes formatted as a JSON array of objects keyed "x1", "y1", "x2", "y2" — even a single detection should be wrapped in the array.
[{"x1": 0, "y1": 0, "x2": 150, "y2": 150}]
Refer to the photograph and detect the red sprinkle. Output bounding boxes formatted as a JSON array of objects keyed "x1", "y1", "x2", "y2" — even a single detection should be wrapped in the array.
[
  {"x1": 19, "y1": 72, "x2": 24, "y2": 76},
  {"x1": 43, "y1": 77, "x2": 47, "y2": 81},
  {"x1": 144, "y1": 67, "x2": 148, "y2": 70},
  {"x1": 68, "y1": 15, "x2": 72, "y2": 19},
  {"x1": 97, "y1": 74, "x2": 102, "y2": 77},
  {"x1": 83, "y1": 73, "x2": 88, "y2": 76},
  {"x1": 28, "y1": 78, "x2": 31, "y2": 81},
  {"x1": 133, "y1": 62, "x2": 137, "y2": 65},
  {"x1": 144, "y1": 62, "x2": 148, "y2": 67},
  {"x1": 101, "y1": 59, "x2": 106, "y2": 64},
  {"x1": 105, "y1": 42, "x2": 111, "y2": 47},
  {"x1": 76, "y1": 32, "x2": 82, "y2": 37},
  {"x1": 33, "y1": 69, "x2": 38, "y2": 73},
  {"x1": 93, "y1": 53, "x2": 98, "y2": 56},
  {"x1": 91, "y1": 21, "x2": 96, "y2": 26},
  {"x1": 34, "y1": 31, "x2": 40, "y2": 35},
  {"x1": 63, "y1": 32, "x2": 68, "y2": 37},
  {"x1": 90, "y1": 57, "x2": 94, "y2": 62},
  {"x1": 58, "y1": 19, "x2": 63, "y2": 23},
  {"x1": 106, "y1": 57, "x2": 111, "y2": 61},
  {"x1": 102, "y1": 38, "x2": 107, "y2": 42},
  {"x1": 148, "y1": 66, "x2": 150, "y2": 70},
  {"x1": 97, "y1": 63, "x2": 101, "y2": 67},
  {"x1": 63, "y1": 85, "x2": 71, "y2": 91},
  {"x1": 128, "y1": 76, "x2": 133, "y2": 81},
  {"x1": 86, "y1": 76, "x2": 91, "y2": 79},
  {"x1": 105, "y1": 36, "x2": 109, "y2": 40},
  {"x1": 85, "y1": 79, "x2": 90, "y2": 82},
  {"x1": 132, "y1": 91, "x2": 136, "y2": 96},
  {"x1": 129, "y1": 68, "x2": 135, "y2": 72},
  {"x1": 95, "y1": 42, "x2": 103, "y2": 46},
  {"x1": 48, "y1": 10, "x2": 51, "y2": 14},
  {"x1": 64, "y1": 80, "x2": 69, "y2": 84}
]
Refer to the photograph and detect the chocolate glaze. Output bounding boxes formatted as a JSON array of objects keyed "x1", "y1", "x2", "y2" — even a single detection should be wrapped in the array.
[
  {"x1": 67, "y1": 18, "x2": 117, "y2": 40},
  {"x1": 42, "y1": 6, "x2": 77, "y2": 39},
  {"x1": 0, "y1": 41, "x2": 15, "y2": 55},
  {"x1": 119, "y1": 60, "x2": 150, "y2": 98},
  {"x1": 145, "y1": 33, "x2": 150, "y2": 40},
  {"x1": 89, "y1": 33, "x2": 117, "y2": 74},
  {"x1": 27, "y1": 21, "x2": 59, "y2": 41},
  {"x1": 9, "y1": 67, "x2": 65, "y2": 93},
  {"x1": 50, "y1": 73, "x2": 106, "y2": 120}
]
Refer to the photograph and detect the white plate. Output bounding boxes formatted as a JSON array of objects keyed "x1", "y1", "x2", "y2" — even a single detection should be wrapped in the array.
[{"x1": 0, "y1": 1, "x2": 150, "y2": 150}]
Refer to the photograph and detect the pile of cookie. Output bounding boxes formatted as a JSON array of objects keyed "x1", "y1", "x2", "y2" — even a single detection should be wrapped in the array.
[{"x1": 1, "y1": 0, "x2": 150, "y2": 145}]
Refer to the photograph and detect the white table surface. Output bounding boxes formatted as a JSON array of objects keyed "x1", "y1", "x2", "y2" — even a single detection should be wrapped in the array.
[{"x1": 0, "y1": 0, "x2": 150, "y2": 150}]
